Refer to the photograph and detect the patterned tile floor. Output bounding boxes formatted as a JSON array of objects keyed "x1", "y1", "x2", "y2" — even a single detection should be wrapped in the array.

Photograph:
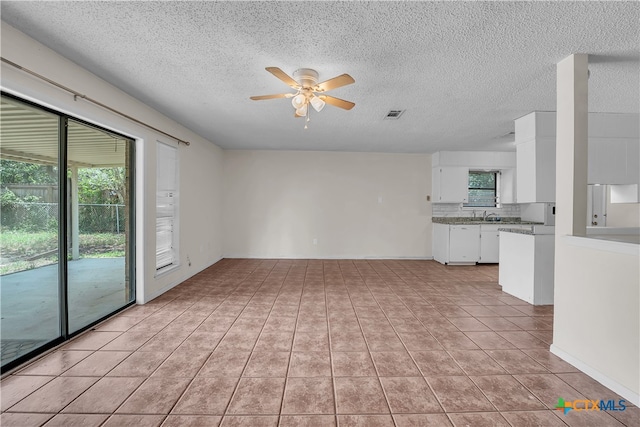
[{"x1": 1, "y1": 259, "x2": 638, "y2": 426}]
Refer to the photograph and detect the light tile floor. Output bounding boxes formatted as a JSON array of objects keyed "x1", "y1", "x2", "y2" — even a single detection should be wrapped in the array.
[{"x1": 1, "y1": 259, "x2": 638, "y2": 426}]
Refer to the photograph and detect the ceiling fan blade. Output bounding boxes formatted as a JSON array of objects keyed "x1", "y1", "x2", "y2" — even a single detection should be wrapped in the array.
[
  {"x1": 318, "y1": 95, "x2": 355, "y2": 110},
  {"x1": 314, "y1": 74, "x2": 355, "y2": 92},
  {"x1": 266, "y1": 67, "x2": 300, "y2": 89},
  {"x1": 250, "y1": 93, "x2": 293, "y2": 101}
]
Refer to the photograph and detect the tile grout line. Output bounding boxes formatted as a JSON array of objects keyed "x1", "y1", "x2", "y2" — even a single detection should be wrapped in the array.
[
  {"x1": 156, "y1": 258, "x2": 276, "y2": 422},
  {"x1": 322, "y1": 260, "x2": 340, "y2": 427},
  {"x1": 361, "y1": 260, "x2": 449, "y2": 419},
  {"x1": 348, "y1": 260, "x2": 398, "y2": 426},
  {"x1": 275, "y1": 260, "x2": 305, "y2": 425},
  {"x1": 222, "y1": 260, "x2": 291, "y2": 420}
]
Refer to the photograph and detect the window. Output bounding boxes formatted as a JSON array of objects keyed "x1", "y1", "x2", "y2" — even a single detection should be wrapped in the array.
[
  {"x1": 156, "y1": 142, "x2": 179, "y2": 271},
  {"x1": 464, "y1": 171, "x2": 498, "y2": 207}
]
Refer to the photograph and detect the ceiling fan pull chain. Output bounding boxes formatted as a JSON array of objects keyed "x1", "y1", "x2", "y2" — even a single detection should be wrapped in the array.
[{"x1": 304, "y1": 104, "x2": 310, "y2": 129}]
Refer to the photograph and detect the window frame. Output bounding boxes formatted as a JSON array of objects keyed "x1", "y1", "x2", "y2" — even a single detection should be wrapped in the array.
[
  {"x1": 463, "y1": 170, "x2": 499, "y2": 208},
  {"x1": 155, "y1": 141, "x2": 180, "y2": 275}
]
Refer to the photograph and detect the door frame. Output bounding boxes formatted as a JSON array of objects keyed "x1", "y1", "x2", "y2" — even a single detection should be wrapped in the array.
[{"x1": 1, "y1": 92, "x2": 136, "y2": 374}]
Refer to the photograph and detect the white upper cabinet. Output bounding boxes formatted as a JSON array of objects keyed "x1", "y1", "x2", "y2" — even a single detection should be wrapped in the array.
[
  {"x1": 588, "y1": 138, "x2": 639, "y2": 185},
  {"x1": 431, "y1": 151, "x2": 516, "y2": 204},
  {"x1": 432, "y1": 166, "x2": 468, "y2": 203},
  {"x1": 515, "y1": 138, "x2": 556, "y2": 203},
  {"x1": 515, "y1": 112, "x2": 556, "y2": 203},
  {"x1": 515, "y1": 111, "x2": 639, "y2": 202},
  {"x1": 499, "y1": 168, "x2": 517, "y2": 204}
]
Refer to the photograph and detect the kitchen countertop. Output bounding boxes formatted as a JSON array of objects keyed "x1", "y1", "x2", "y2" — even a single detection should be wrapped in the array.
[
  {"x1": 587, "y1": 227, "x2": 640, "y2": 244},
  {"x1": 499, "y1": 227, "x2": 534, "y2": 235},
  {"x1": 588, "y1": 234, "x2": 640, "y2": 244},
  {"x1": 432, "y1": 217, "x2": 543, "y2": 225},
  {"x1": 499, "y1": 225, "x2": 555, "y2": 235}
]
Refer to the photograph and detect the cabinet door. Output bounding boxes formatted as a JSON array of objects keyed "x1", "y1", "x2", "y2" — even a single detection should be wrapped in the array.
[
  {"x1": 432, "y1": 224, "x2": 450, "y2": 264},
  {"x1": 516, "y1": 141, "x2": 536, "y2": 203},
  {"x1": 480, "y1": 226, "x2": 500, "y2": 263},
  {"x1": 434, "y1": 167, "x2": 468, "y2": 202},
  {"x1": 449, "y1": 225, "x2": 479, "y2": 263},
  {"x1": 588, "y1": 139, "x2": 627, "y2": 184},
  {"x1": 499, "y1": 169, "x2": 516, "y2": 204}
]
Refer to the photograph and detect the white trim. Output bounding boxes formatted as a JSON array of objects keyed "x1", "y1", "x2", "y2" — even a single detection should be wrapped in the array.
[
  {"x1": 550, "y1": 344, "x2": 640, "y2": 407},
  {"x1": 155, "y1": 141, "x2": 180, "y2": 270},
  {"x1": 562, "y1": 235, "x2": 639, "y2": 256},
  {"x1": 134, "y1": 137, "x2": 145, "y2": 307},
  {"x1": 222, "y1": 255, "x2": 433, "y2": 260},
  {"x1": 154, "y1": 262, "x2": 181, "y2": 279}
]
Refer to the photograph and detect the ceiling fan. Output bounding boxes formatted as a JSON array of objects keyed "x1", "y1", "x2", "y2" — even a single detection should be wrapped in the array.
[{"x1": 250, "y1": 67, "x2": 355, "y2": 128}]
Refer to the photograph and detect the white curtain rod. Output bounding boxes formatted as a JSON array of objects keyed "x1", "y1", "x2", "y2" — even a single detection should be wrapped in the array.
[{"x1": 1, "y1": 57, "x2": 191, "y2": 146}]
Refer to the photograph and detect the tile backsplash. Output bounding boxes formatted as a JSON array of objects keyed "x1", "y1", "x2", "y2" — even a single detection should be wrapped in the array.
[{"x1": 432, "y1": 203, "x2": 521, "y2": 218}]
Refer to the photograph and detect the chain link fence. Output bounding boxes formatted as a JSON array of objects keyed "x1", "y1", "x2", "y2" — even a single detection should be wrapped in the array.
[{"x1": 1, "y1": 202, "x2": 125, "y2": 233}]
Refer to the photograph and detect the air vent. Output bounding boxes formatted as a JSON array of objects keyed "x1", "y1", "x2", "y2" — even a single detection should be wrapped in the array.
[{"x1": 384, "y1": 110, "x2": 405, "y2": 120}]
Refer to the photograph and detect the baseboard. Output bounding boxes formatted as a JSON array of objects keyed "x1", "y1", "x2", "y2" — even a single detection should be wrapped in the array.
[
  {"x1": 550, "y1": 344, "x2": 640, "y2": 407},
  {"x1": 222, "y1": 255, "x2": 434, "y2": 260},
  {"x1": 141, "y1": 256, "x2": 223, "y2": 303}
]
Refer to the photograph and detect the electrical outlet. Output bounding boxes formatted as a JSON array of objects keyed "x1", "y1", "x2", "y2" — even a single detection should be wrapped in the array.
[
  {"x1": 312, "y1": 238, "x2": 318, "y2": 245},
  {"x1": 426, "y1": 195, "x2": 431, "y2": 201}
]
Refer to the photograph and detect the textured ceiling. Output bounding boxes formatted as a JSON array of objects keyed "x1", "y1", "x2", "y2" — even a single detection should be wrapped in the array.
[{"x1": 1, "y1": 1, "x2": 638, "y2": 153}]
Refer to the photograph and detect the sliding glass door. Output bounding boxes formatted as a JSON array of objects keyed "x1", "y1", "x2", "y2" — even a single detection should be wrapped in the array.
[
  {"x1": 67, "y1": 120, "x2": 134, "y2": 333},
  {"x1": 0, "y1": 97, "x2": 61, "y2": 367},
  {"x1": 0, "y1": 94, "x2": 135, "y2": 371}
]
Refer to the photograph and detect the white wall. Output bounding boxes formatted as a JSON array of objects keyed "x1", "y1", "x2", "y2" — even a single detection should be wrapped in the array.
[
  {"x1": 1, "y1": 22, "x2": 225, "y2": 302},
  {"x1": 223, "y1": 150, "x2": 431, "y2": 259},
  {"x1": 553, "y1": 240, "x2": 639, "y2": 404}
]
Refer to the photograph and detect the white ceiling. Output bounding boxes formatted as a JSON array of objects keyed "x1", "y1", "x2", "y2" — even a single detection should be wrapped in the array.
[{"x1": 1, "y1": 1, "x2": 638, "y2": 153}]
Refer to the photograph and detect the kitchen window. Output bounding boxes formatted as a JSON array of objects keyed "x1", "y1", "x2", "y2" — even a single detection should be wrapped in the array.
[{"x1": 464, "y1": 171, "x2": 498, "y2": 207}]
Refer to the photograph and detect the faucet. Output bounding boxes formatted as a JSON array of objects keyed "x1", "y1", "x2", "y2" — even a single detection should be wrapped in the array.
[{"x1": 485, "y1": 212, "x2": 497, "y2": 221}]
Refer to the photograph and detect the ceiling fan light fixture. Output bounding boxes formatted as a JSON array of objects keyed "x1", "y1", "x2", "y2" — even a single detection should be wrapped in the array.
[
  {"x1": 296, "y1": 104, "x2": 308, "y2": 117},
  {"x1": 250, "y1": 67, "x2": 355, "y2": 128},
  {"x1": 292, "y1": 93, "x2": 306, "y2": 109},
  {"x1": 310, "y1": 95, "x2": 325, "y2": 112}
]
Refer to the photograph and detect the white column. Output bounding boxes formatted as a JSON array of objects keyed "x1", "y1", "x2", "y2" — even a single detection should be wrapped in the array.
[
  {"x1": 71, "y1": 166, "x2": 80, "y2": 260},
  {"x1": 555, "y1": 53, "x2": 589, "y2": 237}
]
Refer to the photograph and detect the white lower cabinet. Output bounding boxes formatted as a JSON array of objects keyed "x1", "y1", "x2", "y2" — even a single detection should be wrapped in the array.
[
  {"x1": 479, "y1": 224, "x2": 500, "y2": 263},
  {"x1": 499, "y1": 231, "x2": 555, "y2": 305},
  {"x1": 449, "y1": 225, "x2": 480, "y2": 263},
  {"x1": 433, "y1": 224, "x2": 480, "y2": 265},
  {"x1": 432, "y1": 223, "x2": 451, "y2": 264},
  {"x1": 434, "y1": 223, "x2": 533, "y2": 265}
]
